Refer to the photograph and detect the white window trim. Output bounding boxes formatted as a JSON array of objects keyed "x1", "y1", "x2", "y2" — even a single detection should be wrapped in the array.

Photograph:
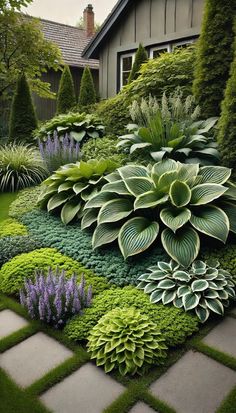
[
  {"x1": 120, "y1": 52, "x2": 135, "y2": 89},
  {"x1": 171, "y1": 39, "x2": 194, "y2": 51},
  {"x1": 150, "y1": 44, "x2": 171, "y2": 58}
]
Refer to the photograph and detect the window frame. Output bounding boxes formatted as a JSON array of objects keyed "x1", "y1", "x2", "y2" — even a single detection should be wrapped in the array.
[
  {"x1": 149, "y1": 44, "x2": 171, "y2": 59},
  {"x1": 171, "y1": 39, "x2": 194, "y2": 51},
  {"x1": 120, "y1": 52, "x2": 135, "y2": 89}
]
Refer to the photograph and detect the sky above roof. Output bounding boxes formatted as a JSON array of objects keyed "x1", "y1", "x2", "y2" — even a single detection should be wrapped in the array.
[{"x1": 23, "y1": 0, "x2": 118, "y2": 26}]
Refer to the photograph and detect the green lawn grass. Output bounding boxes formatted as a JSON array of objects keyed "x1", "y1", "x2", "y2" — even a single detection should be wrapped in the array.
[{"x1": 0, "y1": 192, "x2": 17, "y2": 222}]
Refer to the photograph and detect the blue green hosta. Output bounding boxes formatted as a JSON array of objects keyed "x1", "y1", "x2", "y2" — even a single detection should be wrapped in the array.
[
  {"x1": 138, "y1": 260, "x2": 236, "y2": 323},
  {"x1": 87, "y1": 307, "x2": 167, "y2": 376},
  {"x1": 38, "y1": 159, "x2": 118, "y2": 225},
  {"x1": 84, "y1": 160, "x2": 236, "y2": 267}
]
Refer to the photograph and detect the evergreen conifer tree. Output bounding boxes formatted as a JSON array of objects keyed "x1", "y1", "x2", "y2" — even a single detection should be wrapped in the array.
[
  {"x1": 78, "y1": 66, "x2": 96, "y2": 107},
  {"x1": 193, "y1": 0, "x2": 235, "y2": 118},
  {"x1": 9, "y1": 73, "x2": 37, "y2": 141},
  {"x1": 56, "y1": 65, "x2": 76, "y2": 114},
  {"x1": 128, "y1": 43, "x2": 148, "y2": 84}
]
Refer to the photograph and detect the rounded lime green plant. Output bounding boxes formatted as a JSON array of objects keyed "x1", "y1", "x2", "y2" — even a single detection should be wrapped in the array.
[
  {"x1": 87, "y1": 307, "x2": 167, "y2": 376},
  {"x1": 0, "y1": 218, "x2": 27, "y2": 238}
]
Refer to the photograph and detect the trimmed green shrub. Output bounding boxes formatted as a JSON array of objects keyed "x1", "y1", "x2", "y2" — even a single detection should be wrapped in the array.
[
  {"x1": 9, "y1": 73, "x2": 38, "y2": 141},
  {"x1": 193, "y1": 0, "x2": 235, "y2": 118},
  {"x1": 82, "y1": 136, "x2": 127, "y2": 165},
  {"x1": 65, "y1": 286, "x2": 199, "y2": 346},
  {"x1": 138, "y1": 259, "x2": 236, "y2": 323},
  {"x1": 78, "y1": 67, "x2": 96, "y2": 107},
  {"x1": 95, "y1": 94, "x2": 132, "y2": 136},
  {"x1": 9, "y1": 186, "x2": 42, "y2": 219},
  {"x1": 0, "y1": 248, "x2": 109, "y2": 295},
  {"x1": 0, "y1": 144, "x2": 48, "y2": 192},
  {"x1": 218, "y1": 32, "x2": 236, "y2": 175},
  {"x1": 0, "y1": 218, "x2": 27, "y2": 238},
  {"x1": 128, "y1": 43, "x2": 148, "y2": 84},
  {"x1": 88, "y1": 307, "x2": 167, "y2": 375},
  {"x1": 0, "y1": 236, "x2": 42, "y2": 267},
  {"x1": 202, "y1": 244, "x2": 236, "y2": 281},
  {"x1": 21, "y1": 210, "x2": 168, "y2": 286},
  {"x1": 56, "y1": 65, "x2": 76, "y2": 114}
]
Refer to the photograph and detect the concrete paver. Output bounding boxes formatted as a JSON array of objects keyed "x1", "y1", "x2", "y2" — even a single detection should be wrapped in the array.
[
  {"x1": 0, "y1": 309, "x2": 28, "y2": 339},
  {"x1": 128, "y1": 402, "x2": 157, "y2": 413},
  {"x1": 203, "y1": 317, "x2": 236, "y2": 358}
]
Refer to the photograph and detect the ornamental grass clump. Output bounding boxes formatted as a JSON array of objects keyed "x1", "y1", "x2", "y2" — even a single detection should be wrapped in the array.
[
  {"x1": 87, "y1": 307, "x2": 167, "y2": 376},
  {"x1": 20, "y1": 269, "x2": 92, "y2": 328},
  {"x1": 38, "y1": 133, "x2": 81, "y2": 173},
  {"x1": 138, "y1": 259, "x2": 236, "y2": 323}
]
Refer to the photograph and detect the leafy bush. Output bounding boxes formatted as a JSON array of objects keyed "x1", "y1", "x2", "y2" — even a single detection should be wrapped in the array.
[
  {"x1": 138, "y1": 259, "x2": 236, "y2": 323},
  {"x1": 34, "y1": 112, "x2": 105, "y2": 145},
  {"x1": 21, "y1": 210, "x2": 168, "y2": 286},
  {"x1": 56, "y1": 65, "x2": 76, "y2": 114},
  {"x1": 0, "y1": 236, "x2": 42, "y2": 267},
  {"x1": 193, "y1": 0, "x2": 235, "y2": 118},
  {"x1": 0, "y1": 248, "x2": 109, "y2": 295},
  {"x1": 65, "y1": 286, "x2": 199, "y2": 346},
  {"x1": 95, "y1": 94, "x2": 132, "y2": 136},
  {"x1": 128, "y1": 43, "x2": 148, "y2": 84},
  {"x1": 78, "y1": 67, "x2": 97, "y2": 107},
  {"x1": 39, "y1": 159, "x2": 119, "y2": 225},
  {"x1": 39, "y1": 133, "x2": 81, "y2": 173},
  {"x1": 201, "y1": 244, "x2": 236, "y2": 281},
  {"x1": 0, "y1": 144, "x2": 48, "y2": 192},
  {"x1": 9, "y1": 73, "x2": 38, "y2": 141},
  {"x1": 82, "y1": 136, "x2": 127, "y2": 165},
  {"x1": 0, "y1": 218, "x2": 27, "y2": 238},
  {"x1": 85, "y1": 160, "x2": 236, "y2": 267},
  {"x1": 88, "y1": 307, "x2": 167, "y2": 375},
  {"x1": 20, "y1": 270, "x2": 92, "y2": 328},
  {"x1": 9, "y1": 186, "x2": 42, "y2": 218}
]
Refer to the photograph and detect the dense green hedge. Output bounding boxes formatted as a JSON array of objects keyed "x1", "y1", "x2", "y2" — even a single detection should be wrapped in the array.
[
  {"x1": 65, "y1": 286, "x2": 199, "y2": 346},
  {"x1": 0, "y1": 248, "x2": 109, "y2": 295},
  {"x1": 0, "y1": 236, "x2": 42, "y2": 267},
  {"x1": 0, "y1": 219, "x2": 27, "y2": 238},
  {"x1": 202, "y1": 244, "x2": 236, "y2": 281},
  {"x1": 21, "y1": 210, "x2": 168, "y2": 286},
  {"x1": 9, "y1": 186, "x2": 42, "y2": 219},
  {"x1": 82, "y1": 136, "x2": 127, "y2": 165},
  {"x1": 95, "y1": 94, "x2": 132, "y2": 136}
]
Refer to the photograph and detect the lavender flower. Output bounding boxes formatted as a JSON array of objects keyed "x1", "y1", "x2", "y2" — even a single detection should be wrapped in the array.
[{"x1": 20, "y1": 268, "x2": 92, "y2": 328}]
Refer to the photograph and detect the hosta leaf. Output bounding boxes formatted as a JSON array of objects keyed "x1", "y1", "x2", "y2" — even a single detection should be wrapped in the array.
[
  {"x1": 173, "y1": 270, "x2": 191, "y2": 282},
  {"x1": 130, "y1": 142, "x2": 152, "y2": 153},
  {"x1": 144, "y1": 282, "x2": 158, "y2": 294},
  {"x1": 81, "y1": 208, "x2": 98, "y2": 229},
  {"x1": 169, "y1": 180, "x2": 191, "y2": 207},
  {"x1": 177, "y1": 285, "x2": 191, "y2": 297},
  {"x1": 162, "y1": 290, "x2": 176, "y2": 304},
  {"x1": 204, "y1": 290, "x2": 219, "y2": 299},
  {"x1": 160, "y1": 207, "x2": 191, "y2": 232},
  {"x1": 92, "y1": 223, "x2": 120, "y2": 248},
  {"x1": 150, "y1": 289, "x2": 163, "y2": 303},
  {"x1": 183, "y1": 292, "x2": 200, "y2": 311},
  {"x1": 157, "y1": 261, "x2": 172, "y2": 271},
  {"x1": 58, "y1": 182, "x2": 73, "y2": 192},
  {"x1": 205, "y1": 298, "x2": 224, "y2": 315},
  {"x1": 190, "y1": 184, "x2": 227, "y2": 205},
  {"x1": 98, "y1": 199, "x2": 133, "y2": 224},
  {"x1": 173, "y1": 297, "x2": 184, "y2": 308},
  {"x1": 47, "y1": 192, "x2": 68, "y2": 211},
  {"x1": 190, "y1": 205, "x2": 229, "y2": 243},
  {"x1": 195, "y1": 307, "x2": 210, "y2": 323},
  {"x1": 118, "y1": 165, "x2": 148, "y2": 179},
  {"x1": 85, "y1": 191, "x2": 117, "y2": 209},
  {"x1": 199, "y1": 166, "x2": 231, "y2": 185},
  {"x1": 73, "y1": 182, "x2": 89, "y2": 194},
  {"x1": 157, "y1": 171, "x2": 179, "y2": 191},
  {"x1": 134, "y1": 191, "x2": 169, "y2": 210},
  {"x1": 124, "y1": 177, "x2": 154, "y2": 196},
  {"x1": 60, "y1": 200, "x2": 81, "y2": 225},
  {"x1": 151, "y1": 159, "x2": 178, "y2": 181},
  {"x1": 161, "y1": 227, "x2": 200, "y2": 268},
  {"x1": 102, "y1": 180, "x2": 131, "y2": 195},
  {"x1": 118, "y1": 217, "x2": 159, "y2": 259},
  {"x1": 220, "y1": 202, "x2": 236, "y2": 234},
  {"x1": 191, "y1": 280, "x2": 209, "y2": 292},
  {"x1": 148, "y1": 271, "x2": 167, "y2": 281},
  {"x1": 157, "y1": 279, "x2": 176, "y2": 289},
  {"x1": 105, "y1": 171, "x2": 122, "y2": 183}
]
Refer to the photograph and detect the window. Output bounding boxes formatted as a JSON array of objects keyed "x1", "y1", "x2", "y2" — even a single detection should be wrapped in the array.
[
  {"x1": 120, "y1": 53, "x2": 135, "y2": 88},
  {"x1": 150, "y1": 45, "x2": 171, "y2": 59},
  {"x1": 171, "y1": 40, "x2": 194, "y2": 51}
]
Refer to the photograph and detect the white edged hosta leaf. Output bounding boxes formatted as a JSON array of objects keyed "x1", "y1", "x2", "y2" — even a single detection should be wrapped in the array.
[
  {"x1": 199, "y1": 166, "x2": 231, "y2": 185},
  {"x1": 123, "y1": 177, "x2": 154, "y2": 196},
  {"x1": 220, "y1": 202, "x2": 236, "y2": 234},
  {"x1": 157, "y1": 261, "x2": 172, "y2": 272},
  {"x1": 150, "y1": 151, "x2": 165, "y2": 162},
  {"x1": 169, "y1": 180, "x2": 191, "y2": 207},
  {"x1": 84, "y1": 191, "x2": 117, "y2": 209},
  {"x1": 173, "y1": 297, "x2": 184, "y2": 308},
  {"x1": 98, "y1": 199, "x2": 133, "y2": 224},
  {"x1": 137, "y1": 273, "x2": 151, "y2": 281},
  {"x1": 176, "y1": 163, "x2": 199, "y2": 182},
  {"x1": 144, "y1": 282, "x2": 158, "y2": 294},
  {"x1": 191, "y1": 279, "x2": 209, "y2": 292},
  {"x1": 177, "y1": 285, "x2": 191, "y2": 297},
  {"x1": 190, "y1": 184, "x2": 227, "y2": 205},
  {"x1": 160, "y1": 207, "x2": 191, "y2": 232},
  {"x1": 92, "y1": 223, "x2": 120, "y2": 249},
  {"x1": 150, "y1": 289, "x2": 163, "y2": 303},
  {"x1": 183, "y1": 292, "x2": 200, "y2": 311},
  {"x1": 81, "y1": 208, "x2": 98, "y2": 229},
  {"x1": 134, "y1": 191, "x2": 169, "y2": 210},
  {"x1": 118, "y1": 165, "x2": 148, "y2": 180},
  {"x1": 157, "y1": 171, "x2": 179, "y2": 192},
  {"x1": 205, "y1": 298, "x2": 224, "y2": 315},
  {"x1": 58, "y1": 182, "x2": 73, "y2": 192},
  {"x1": 204, "y1": 290, "x2": 219, "y2": 299},
  {"x1": 161, "y1": 227, "x2": 200, "y2": 268},
  {"x1": 47, "y1": 192, "x2": 69, "y2": 211},
  {"x1": 195, "y1": 307, "x2": 210, "y2": 323},
  {"x1": 157, "y1": 279, "x2": 176, "y2": 289},
  {"x1": 118, "y1": 217, "x2": 159, "y2": 259},
  {"x1": 73, "y1": 182, "x2": 89, "y2": 194},
  {"x1": 190, "y1": 205, "x2": 229, "y2": 243},
  {"x1": 162, "y1": 290, "x2": 177, "y2": 305},
  {"x1": 192, "y1": 260, "x2": 206, "y2": 272},
  {"x1": 130, "y1": 142, "x2": 152, "y2": 153},
  {"x1": 173, "y1": 270, "x2": 191, "y2": 282},
  {"x1": 60, "y1": 200, "x2": 81, "y2": 225},
  {"x1": 151, "y1": 159, "x2": 178, "y2": 181},
  {"x1": 148, "y1": 271, "x2": 167, "y2": 281},
  {"x1": 105, "y1": 171, "x2": 122, "y2": 183},
  {"x1": 102, "y1": 180, "x2": 131, "y2": 195}
]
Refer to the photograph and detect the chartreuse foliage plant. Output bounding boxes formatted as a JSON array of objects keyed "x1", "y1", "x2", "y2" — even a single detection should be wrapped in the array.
[
  {"x1": 38, "y1": 159, "x2": 119, "y2": 225},
  {"x1": 9, "y1": 186, "x2": 42, "y2": 219},
  {"x1": 0, "y1": 218, "x2": 27, "y2": 238},
  {"x1": 138, "y1": 259, "x2": 236, "y2": 323},
  {"x1": 84, "y1": 160, "x2": 236, "y2": 267},
  {"x1": 87, "y1": 307, "x2": 167, "y2": 376},
  {"x1": 0, "y1": 248, "x2": 109, "y2": 295}
]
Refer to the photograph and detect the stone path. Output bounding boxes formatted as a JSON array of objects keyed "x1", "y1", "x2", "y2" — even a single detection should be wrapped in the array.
[{"x1": 0, "y1": 307, "x2": 236, "y2": 413}]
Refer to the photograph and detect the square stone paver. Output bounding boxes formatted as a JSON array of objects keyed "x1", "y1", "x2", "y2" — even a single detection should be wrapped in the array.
[
  {"x1": 40, "y1": 363, "x2": 125, "y2": 413},
  {"x1": 0, "y1": 332, "x2": 73, "y2": 387},
  {"x1": 150, "y1": 351, "x2": 236, "y2": 413},
  {"x1": 129, "y1": 402, "x2": 157, "y2": 413},
  {"x1": 0, "y1": 309, "x2": 28, "y2": 339},
  {"x1": 203, "y1": 317, "x2": 236, "y2": 358}
]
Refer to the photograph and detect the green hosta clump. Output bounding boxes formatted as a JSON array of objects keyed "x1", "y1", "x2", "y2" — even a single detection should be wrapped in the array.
[
  {"x1": 85, "y1": 160, "x2": 236, "y2": 267},
  {"x1": 138, "y1": 259, "x2": 236, "y2": 323},
  {"x1": 87, "y1": 307, "x2": 167, "y2": 376},
  {"x1": 38, "y1": 159, "x2": 118, "y2": 225}
]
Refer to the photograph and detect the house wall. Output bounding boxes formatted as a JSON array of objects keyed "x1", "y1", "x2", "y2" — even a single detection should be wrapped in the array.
[
  {"x1": 33, "y1": 67, "x2": 99, "y2": 121},
  {"x1": 99, "y1": 0, "x2": 204, "y2": 99}
]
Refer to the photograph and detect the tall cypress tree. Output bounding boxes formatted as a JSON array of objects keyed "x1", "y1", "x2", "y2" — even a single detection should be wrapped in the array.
[
  {"x1": 78, "y1": 67, "x2": 96, "y2": 107},
  {"x1": 56, "y1": 65, "x2": 76, "y2": 114},
  {"x1": 218, "y1": 31, "x2": 236, "y2": 175},
  {"x1": 9, "y1": 73, "x2": 37, "y2": 141},
  {"x1": 193, "y1": 0, "x2": 235, "y2": 118},
  {"x1": 128, "y1": 43, "x2": 148, "y2": 84}
]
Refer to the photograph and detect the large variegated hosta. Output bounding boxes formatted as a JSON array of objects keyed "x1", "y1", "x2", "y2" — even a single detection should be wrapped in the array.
[
  {"x1": 84, "y1": 160, "x2": 236, "y2": 267},
  {"x1": 137, "y1": 259, "x2": 236, "y2": 323},
  {"x1": 38, "y1": 159, "x2": 118, "y2": 225}
]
